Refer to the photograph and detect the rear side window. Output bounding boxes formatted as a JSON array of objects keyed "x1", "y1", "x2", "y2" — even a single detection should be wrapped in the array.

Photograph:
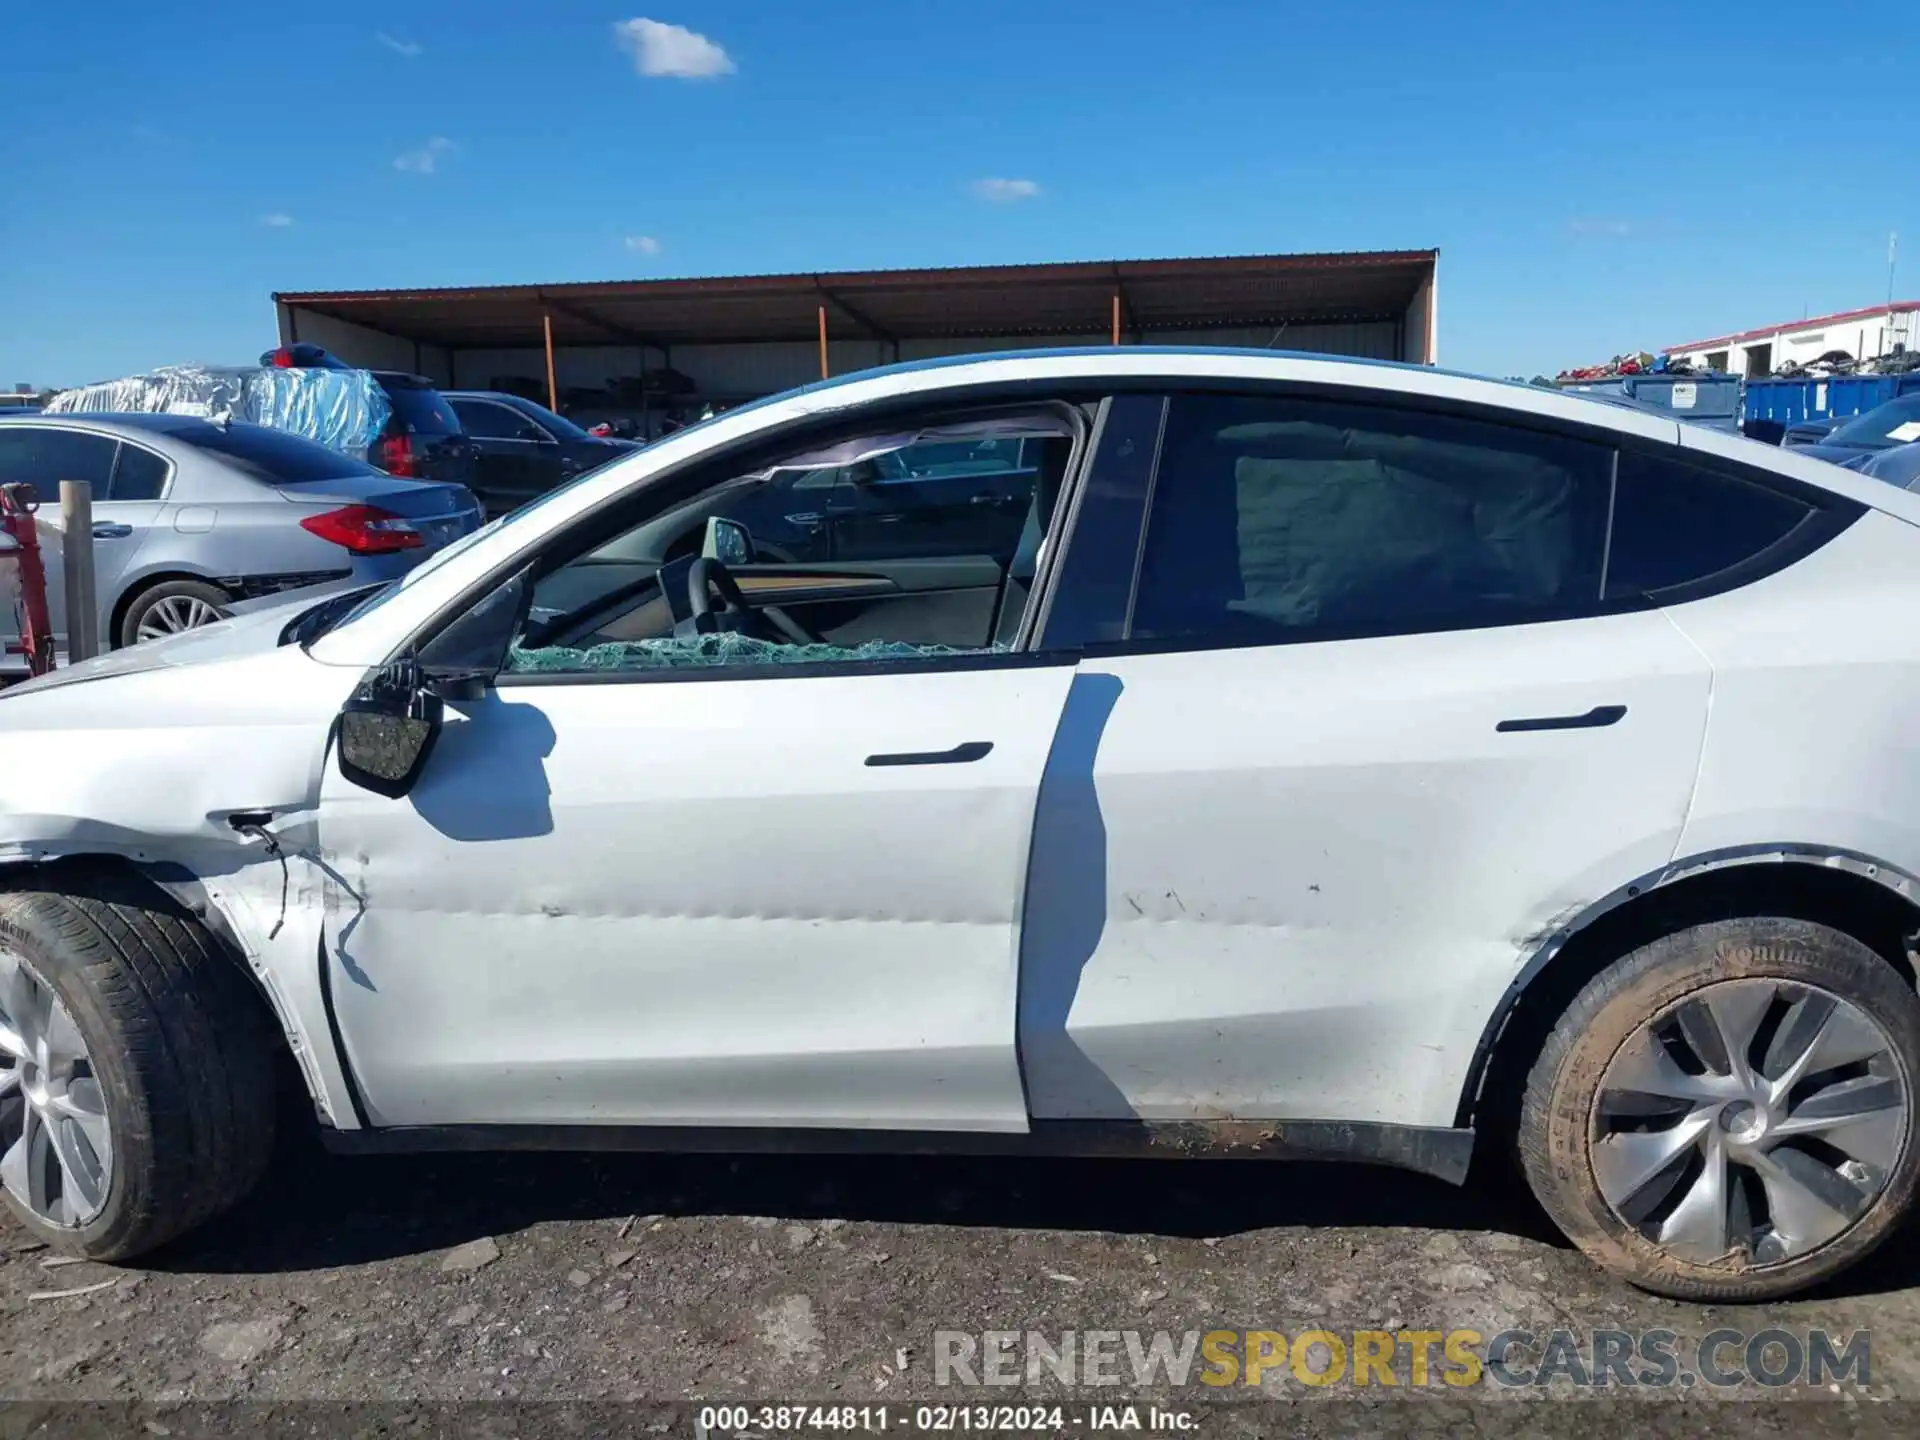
[
  {"x1": 178, "y1": 425, "x2": 380, "y2": 484},
  {"x1": 109, "y1": 443, "x2": 169, "y2": 500},
  {"x1": 1131, "y1": 394, "x2": 1613, "y2": 645},
  {"x1": 0, "y1": 426, "x2": 118, "y2": 494},
  {"x1": 1604, "y1": 453, "x2": 1814, "y2": 600},
  {"x1": 382, "y1": 382, "x2": 461, "y2": 436},
  {"x1": 452, "y1": 399, "x2": 545, "y2": 442}
]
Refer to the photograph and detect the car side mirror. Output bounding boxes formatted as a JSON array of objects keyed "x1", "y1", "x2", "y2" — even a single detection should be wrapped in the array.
[
  {"x1": 701, "y1": 515, "x2": 753, "y2": 566},
  {"x1": 335, "y1": 656, "x2": 444, "y2": 799}
]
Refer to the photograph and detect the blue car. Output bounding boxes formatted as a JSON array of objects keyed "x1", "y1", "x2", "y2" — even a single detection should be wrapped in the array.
[{"x1": 1798, "y1": 393, "x2": 1920, "y2": 473}]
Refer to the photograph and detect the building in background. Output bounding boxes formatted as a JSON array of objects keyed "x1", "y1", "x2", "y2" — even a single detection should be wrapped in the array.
[
  {"x1": 1666, "y1": 302, "x2": 1917, "y2": 379},
  {"x1": 273, "y1": 250, "x2": 1439, "y2": 437}
]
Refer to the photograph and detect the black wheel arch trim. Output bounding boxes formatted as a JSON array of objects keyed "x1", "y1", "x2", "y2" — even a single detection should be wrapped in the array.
[{"x1": 1453, "y1": 841, "x2": 1920, "y2": 1128}]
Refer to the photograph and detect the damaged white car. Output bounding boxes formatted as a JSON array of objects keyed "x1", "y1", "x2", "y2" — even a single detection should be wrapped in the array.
[{"x1": 4, "y1": 348, "x2": 1920, "y2": 1302}]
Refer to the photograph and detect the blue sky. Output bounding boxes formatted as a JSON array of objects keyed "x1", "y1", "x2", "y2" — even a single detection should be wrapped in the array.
[{"x1": 4, "y1": 1, "x2": 1916, "y2": 386}]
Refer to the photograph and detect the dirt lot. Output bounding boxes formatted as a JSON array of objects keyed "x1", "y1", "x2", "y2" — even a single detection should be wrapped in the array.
[{"x1": 1, "y1": 1133, "x2": 1917, "y2": 1434}]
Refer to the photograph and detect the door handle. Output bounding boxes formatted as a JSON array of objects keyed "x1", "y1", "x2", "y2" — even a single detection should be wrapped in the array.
[
  {"x1": 92, "y1": 522, "x2": 133, "y2": 539},
  {"x1": 1496, "y1": 704, "x2": 1627, "y2": 734},
  {"x1": 865, "y1": 740, "x2": 994, "y2": 767}
]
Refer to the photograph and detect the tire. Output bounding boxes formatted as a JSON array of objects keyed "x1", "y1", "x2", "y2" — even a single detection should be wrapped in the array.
[
  {"x1": 118, "y1": 579, "x2": 232, "y2": 649},
  {"x1": 1520, "y1": 918, "x2": 1920, "y2": 1302},
  {"x1": 0, "y1": 869, "x2": 276, "y2": 1260}
]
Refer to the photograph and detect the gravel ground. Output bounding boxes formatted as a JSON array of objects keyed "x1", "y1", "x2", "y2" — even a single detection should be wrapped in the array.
[{"x1": 1, "y1": 1134, "x2": 1918, "y2": 1435}]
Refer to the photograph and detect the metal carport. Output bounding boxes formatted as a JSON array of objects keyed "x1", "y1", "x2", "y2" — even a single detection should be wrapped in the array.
[{"x1": 274, "y1": 249, "x2": 1438, "y2": 433}]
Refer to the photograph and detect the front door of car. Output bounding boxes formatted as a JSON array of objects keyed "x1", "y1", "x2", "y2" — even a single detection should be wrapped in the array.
[
  {"x1": 312, "y1": 410, "x2": 1102, "y2": 1133},
  {"x1": 1016, "y1": 392, "x2": 1718, "y2": 1131},
  {"x1": 316, "y1": 660, "x2": 1078, "y2": 1131},
  {"x1": 450, "y1": 399, "x2": 550, "y2": 514}
]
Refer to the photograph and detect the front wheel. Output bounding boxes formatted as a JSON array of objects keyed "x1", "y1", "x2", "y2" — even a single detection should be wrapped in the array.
[
  {"x1": 1520, "y1": 917, "x2": 1920, "y2": 1302},
  {"x1": 0, "y1": 871, "x2": 276, "y2": 1259}
]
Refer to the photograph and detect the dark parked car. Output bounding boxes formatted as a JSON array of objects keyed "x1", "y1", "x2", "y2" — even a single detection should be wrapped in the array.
[
  {"x1": 1783, "y1": 417, "x2": 1838, "y2": 448},
  {"x1": 365, "y1": 373, "x2": 479, "y2": 490},
  {"x1": 659, "y1": 434, "x2": 1046, "y2": 566},
  {"x1": 445, "y1": 391, "x2": 638, "y2": 515},
  {"x1": 258, "y1": 347, "x2": 478, "y2": 492},
  {"x1": 1796, "y1": 393, "x2": 1920, "y2": 472}
]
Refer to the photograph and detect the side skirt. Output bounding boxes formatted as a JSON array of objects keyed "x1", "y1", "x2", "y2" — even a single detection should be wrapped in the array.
[{"x1": 319, "y1": 1118, "x2": 1475, "y2": 1185}]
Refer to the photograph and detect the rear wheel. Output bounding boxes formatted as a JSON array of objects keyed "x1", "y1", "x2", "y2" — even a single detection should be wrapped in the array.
[
  {"x1": 1520, "y1": 918, "x2": 1920, "y2": 1301},
  {"x1": 0, "y1": 871, "x2": 276, "y2": 1259},
  {"x1": 120, "y1": 579, "x2": 231, "y2": 648}
]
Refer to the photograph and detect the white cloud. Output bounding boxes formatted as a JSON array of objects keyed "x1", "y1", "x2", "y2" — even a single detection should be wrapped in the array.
[
  {"x1": 624, "y1": 235, "x2": 663, "y2": 255},
  {"x1": 260, "y1": 212, "x2": 294, "y2": 228},
  {"x1": 377, "y1": 32, "x2": 424, "y2": 58},
  {"x1": 615, "y1": 18, "x2": 736, "y2": 79},
  {"x1": 1569, "y1": 216, "x2": 1632, "y2": 237},
  {"x1": 394, "y1": 137, "x2": 456, "y2": 174},
  {"x1": 971, "y1": 177, "x2": 1041, "y2": 204}
]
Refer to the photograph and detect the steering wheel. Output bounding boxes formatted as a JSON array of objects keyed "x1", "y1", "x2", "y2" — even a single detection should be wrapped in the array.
[{"x1": 686, "y1": 558, "x2": 824, "y2": 646}]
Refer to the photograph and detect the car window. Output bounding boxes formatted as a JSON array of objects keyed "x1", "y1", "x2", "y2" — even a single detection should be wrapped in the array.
[
  {"x1": 511, "y1": 398, "x2": 590, "y2": 441},
  {"x1": 176, "y1": 424, "x2": 383, "y2": 483},
  {"x1": 1604, "y1": 453, "x2": 1814, "y2": 600},
  {"x1": 109, "y1": 442, "x2": 170, "y2": 501},
  {"x1": 1130, "y1": 394, "x2": 1613, "y2": 645},
  {"x1": 454, "y1": 399, "x2": 547, "y2": 442},
  {"x1": 0, "y1": 426, "x2": 118, "y2": 496},
  {"x1": 1828, "y1": 394, "x2": 1920, "y2": 451},
  {"x1": 499, "y1": 417, "x2": 1076, "y2": 679},
  {"x1": 873, "y1": 438, "x2": 1027, "y2": 481},
  {"x1": 381, "y1": 382, "x2": 462, "y2": 436}
]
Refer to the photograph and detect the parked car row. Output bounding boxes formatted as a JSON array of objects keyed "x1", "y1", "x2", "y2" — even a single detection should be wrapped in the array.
[
  {"x1": 0, "y1": 413, "x2": 484, "y2": 658},
  {"x1": 0, "y1": 350, "x2": 649, "y2": 663}
]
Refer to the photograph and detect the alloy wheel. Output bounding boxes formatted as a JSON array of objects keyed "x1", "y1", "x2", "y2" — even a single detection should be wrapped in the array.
[
  {"x1": 136, "y1": 594, "x2": 226, "y2": 641},
  {"x1": 1591, "y1": 977, "x2": 1908, "y2": 1266},
  {"x1": 0, "y1": 949, "x2": 113, "y2": 1227}
]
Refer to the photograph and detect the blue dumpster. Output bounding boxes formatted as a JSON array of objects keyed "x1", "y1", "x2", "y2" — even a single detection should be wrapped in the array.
[{"x1": 1743, "y1": 373, "x2": 1920, "y2": 427}]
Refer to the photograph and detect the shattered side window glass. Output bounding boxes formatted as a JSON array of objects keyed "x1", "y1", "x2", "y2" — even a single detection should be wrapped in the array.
[
  {"x1": 495, "y1": 420, "x2": 1077, "y2": 678},
  {"x1": 506, "y1": 635, "x2": 1003, "y2": 673}
]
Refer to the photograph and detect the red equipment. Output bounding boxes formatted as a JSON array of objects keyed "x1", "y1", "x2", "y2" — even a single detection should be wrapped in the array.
[{"x1": 0, "y1": 482, "x2": 56, "y2": 677}]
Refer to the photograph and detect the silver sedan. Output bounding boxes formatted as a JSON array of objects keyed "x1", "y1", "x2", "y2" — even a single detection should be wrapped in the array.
[{"x1": 0, "y1": 413, "x2": 480, "y2": 658}]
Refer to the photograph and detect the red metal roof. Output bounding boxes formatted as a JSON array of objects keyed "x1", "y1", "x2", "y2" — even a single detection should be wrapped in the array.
[
  {"x1": 1667, "y1": 302, "x2": 1920, "y2": 354},
  {"x1": 275, "y1": 250, "x2": 1438, "y2": 350}
]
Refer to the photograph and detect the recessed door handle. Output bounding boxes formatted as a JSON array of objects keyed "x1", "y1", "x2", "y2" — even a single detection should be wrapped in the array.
[
  {"x1": 1496, "y1": 704, "x2": 1627, "y2": 734},
  {"x1": 91, "y1": 522, "x2": 133, "y2": 539},
  {"x1": 865, "y1": 741, "x2": 994, "y2": 767}
]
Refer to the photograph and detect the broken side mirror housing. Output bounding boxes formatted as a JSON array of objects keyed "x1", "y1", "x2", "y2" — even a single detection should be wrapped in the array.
[
  {"x1": 335, "y1": 656, "x2": 444, "y2": 799},
  {"x1": 334, "y1": 565, "x2": 534, "y2": 798}
]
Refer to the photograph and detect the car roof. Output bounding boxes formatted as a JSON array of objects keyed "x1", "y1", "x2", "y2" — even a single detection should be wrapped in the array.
[
  {"x1": 311, "y1": 346, "x2": 1920, "y2": 664},
  {"x1": 0, "y1": 411, "x2": 243, "y2": 440}
]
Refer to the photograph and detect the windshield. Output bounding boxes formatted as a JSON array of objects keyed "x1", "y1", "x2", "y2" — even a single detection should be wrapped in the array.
[
  {"x1": 1828, "y1": 395, "x2": 1920, "y2": 452},
  {"x1": 178, "y1": 423, "x2": 384, "y2": 483},
  {"x1": 516, "y1": 398, "x2": 591, "y2": 440}
]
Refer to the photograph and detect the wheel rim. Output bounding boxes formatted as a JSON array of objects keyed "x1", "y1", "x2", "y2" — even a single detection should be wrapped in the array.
[
  {"x1": 0, "y1": 949, "x2": 112, "y2": 1227},
  {"x1": 136, "y1": 594, "x2": 225, "y2": 641},
  {"x1": 1591, "y1": 977, "x2": 1908, "y2": 1267}
]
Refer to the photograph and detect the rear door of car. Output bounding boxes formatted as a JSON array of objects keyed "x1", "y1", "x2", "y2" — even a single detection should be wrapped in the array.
[
  {"x1": 0, "y1": 425, "x2": 165, "y2": 647},
  {"x1": 1015, "y1": 391, "x2": 1720, "y2": 1131}
]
